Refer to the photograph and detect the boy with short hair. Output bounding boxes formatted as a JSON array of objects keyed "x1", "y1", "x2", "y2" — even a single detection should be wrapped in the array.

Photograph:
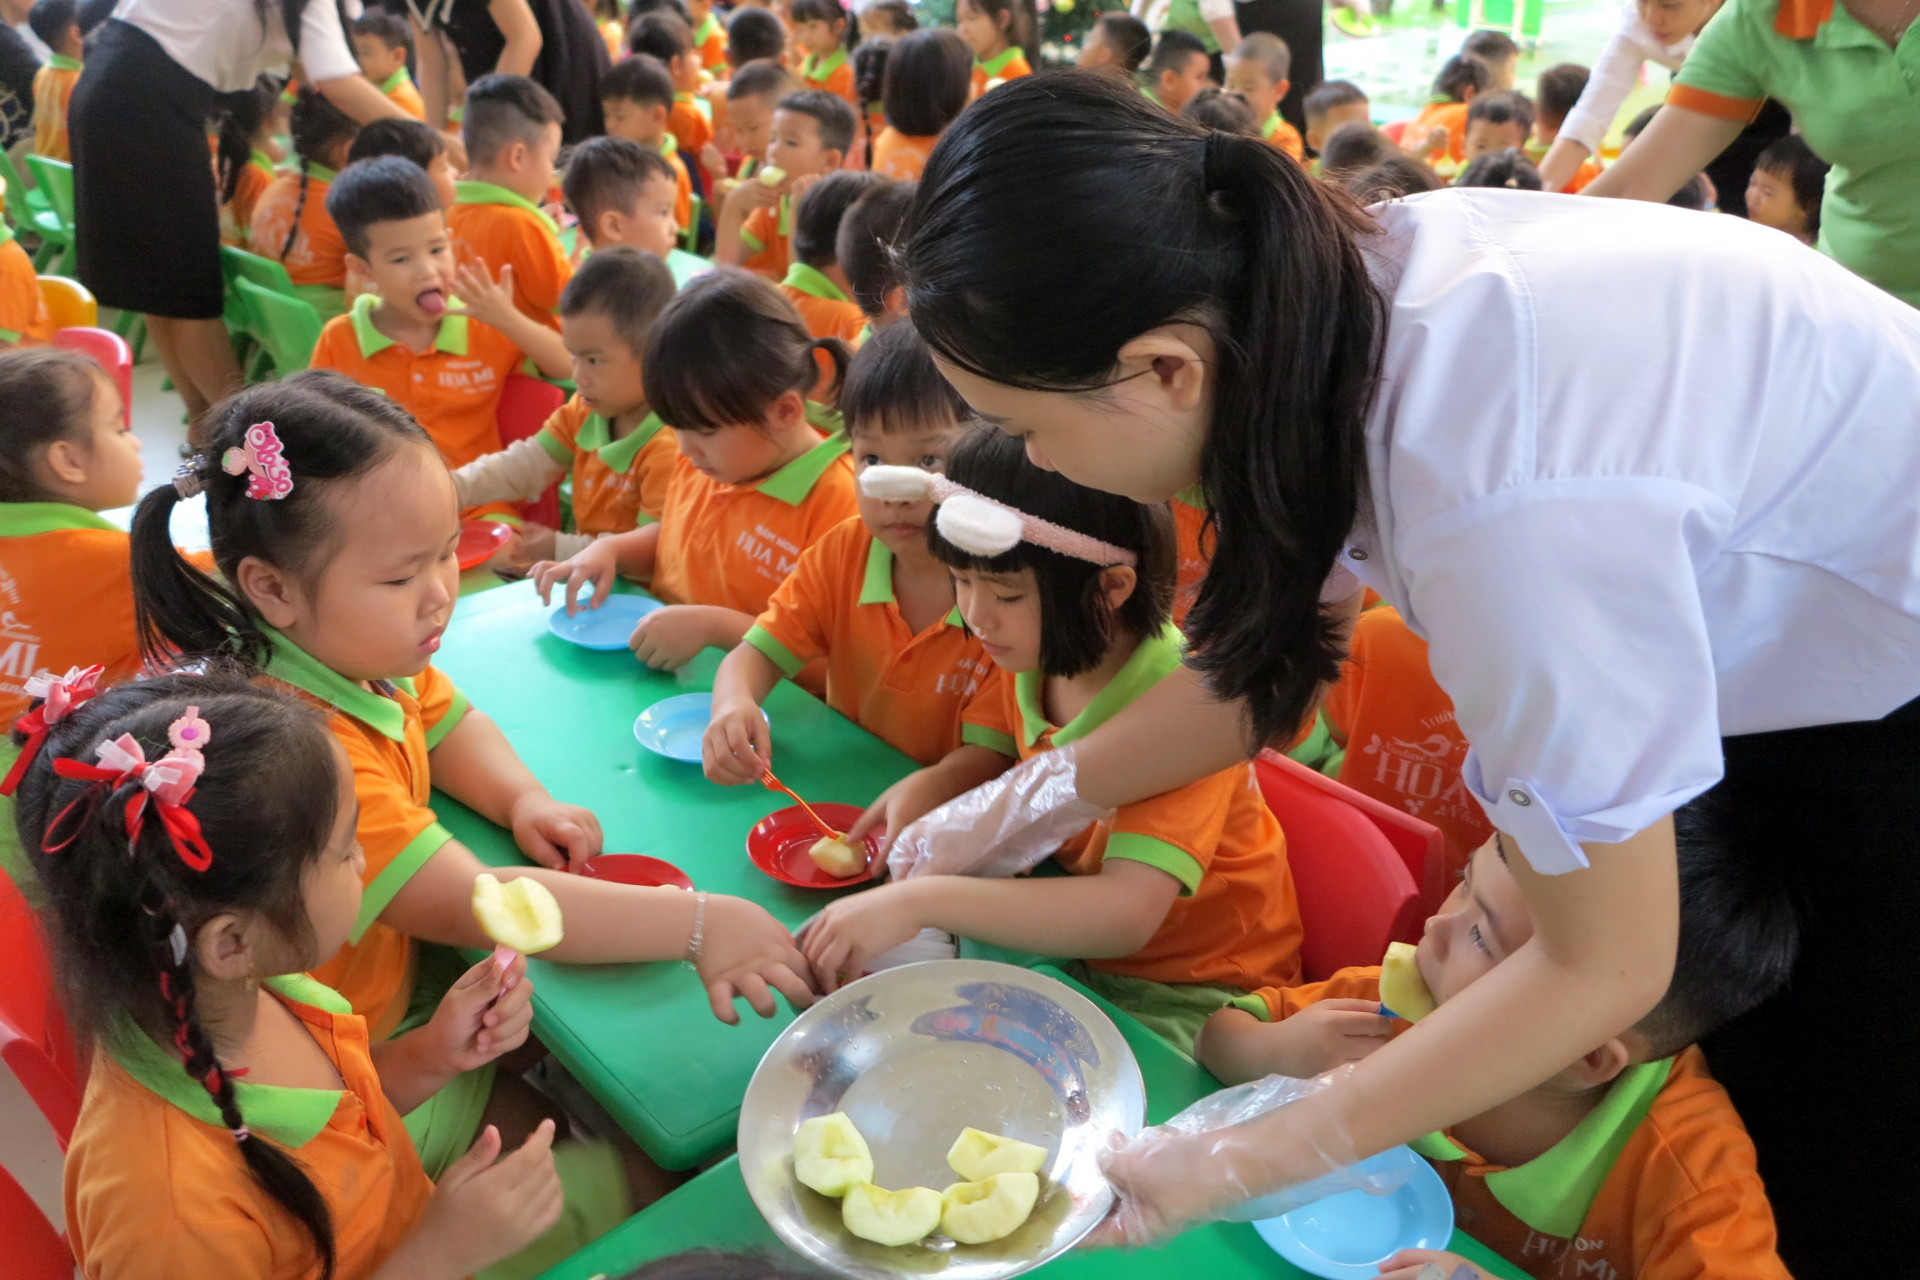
[
  {"x1": 1745, "y1": 136, "x2": 1829, "y2": 247},
  {"x1": 28, "y1": 0, "x2": 80, "y2": 161},
  {"x1": 1303, "y1": 79, "x2": 1370, "y2": 158},
  {"x1": 348, "y1": 116, "x2": 460, "y2": 209},
  {"x1": 601, "y1": 54, "x2": 697, "y2": 236},
  {"x1": 311, "y1": 158, "x2": 573, "y2": 519},
  {"x1": 1531, "y1": 63, "x2": 1603, "y2": 191},
  {"x1": 726, "y1": 5, "x2": 790, "y2": 69},
  {"x1": 1412, "y1": 54, "x2": 1490, "y2": 169},
  {"x1": 1463, "y1": 89, "x2": 1535, "y2": 164},
  {"x1": 705, "y1": 59, "x2": 793, "y2": 200},
  {"x1": 448, "y1": 73, "x2": 572, "y2": 332},
  {"x1": 835, "y1": 178, "x2": 913, "y2": 333},
  {"x1": 453, "y1": 246, "x2": 682, "y2": 570},
  {"x1": 1222, "y1": 33, "x2": 1303, "y2": 161},
  {"x1": 351, "y1": 10, "x2": 425, "y2": 120},
  {"x1": 717, "y1": 88, "x2": 856, "y2": 278},
  {"x1": 563, "y1": 135, "x2": 713, "y2": 287},
  {"x1": 1198, "y1": 808, "x2": 1795, "y2": 1280},
  {"x1": 782, "y1": 169, "x2": 882, "y2": 345},
  {"x1": 629, "y1": 11, "x2": 715, "y2": 165},
  {"x1": 690, "y1": 0, "x2": 728, "y2": 71},
  {"x1": 1462, "y1": 28, "x2": 1520, "y2": 90},
  {"x1": 1077, "y1": 12, "x2": 1151, "y2": 80},
  {"x1": 1142, "y1": 30, "x2": 1211, "y2": 114}
]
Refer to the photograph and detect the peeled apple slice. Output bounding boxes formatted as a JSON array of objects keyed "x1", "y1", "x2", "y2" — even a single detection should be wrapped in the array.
[
  {"x1": 793, "y1": 1112, "x2": 874, "y2": 1197},
  {"x1": 758, "y1": 165, "x2": 787, "y2": 187},
  {"x1": 470, "y1": 873, "x2": 564, "y2": 954},
  {"x1": 946, "y1": 1128, "x2": 1047, "y2": 1181},
  {"x1": 1378, "y1": 940, "x2": 1436, "y2": 1022},
  {"x1": 842, "y1": 1183, "x2": 943, "y2": 1246},
  {"x1": 809, "y1": 835, "x2": 865, "y2": 878},
  {"x1": 941, "y1": 1172, "x2": 1040, "y2": 1245}
]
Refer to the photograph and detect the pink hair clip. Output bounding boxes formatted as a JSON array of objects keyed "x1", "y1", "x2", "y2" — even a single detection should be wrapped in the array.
[
  {"x1": 1, "y1": 664, "x2": 105, "y2": 796},
  {"x1": 860, "y1": 465, "x2": 1139, "y2": 568},
  {"x1": 221, "y1": 421, "x2": 293, "y2": 501},
  {"x1": 44, "y1": 712, "x2": 214, "y2": 871}
]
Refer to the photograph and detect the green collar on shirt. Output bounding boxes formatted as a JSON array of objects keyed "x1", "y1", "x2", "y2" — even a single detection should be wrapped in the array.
[
  {"x1": 695, "y1": 12, "x2": 724, "y2": 45},
  {"x1": 262, "y1": 625, "x2": 418, "y2": 742},
  {"x1": 1411, "y1": 1057, "x2": 1674, "y2": 1239},
  {"x1": 1174, "y1": 483, "x2": 1207, "y2": 510},
  {"x1": 0, "y1": 502, "x2": 120, "y2": 537},
  {"x1": 348, "y1": 290, "x2": 469, "y2": 359},
  {"x1": 47, "y1": 53, "x2": 81, "y2": 73},
  {"x1": 379, "y1": 67, "x2": 412, "y2": 94},
  {"x1": 304, "y1": 163, "x2": 339, "y2": 185},
  {"x1": 577, "y1": 410, "x2": 667, "y2": 473},
  {"x1": 781, "y1": 262, "x2": 850, "y2": 303},
  {"x1": 756, "y1": 426, "x2": 848, "y2": 505},
  {"x1": 659, "y1": 131, "x2": 680, "y2": 160},
  {"x1": 107, "y1": 974, "x2": 352, "y2": 1149},
  {"x1": 859, "y1": 537, "x2": 965, "y2": 625},
  {"x1": 1140, "y1": 86, "x2": 1162, "y2": 106},
  {"x1": 1015, "y1": 623, "x2": 1183, "y2": 749},
  {"x1": 1261, "y1": 112, "x2": 1283, "y2": 140},
  {"x1": 802, "y1": 46, "x2": 848, "y2": 83},
  {"x1": 975, "y1": 47, "x2": 1022, "y2": 78},
  {"x1": 454, "y1": 180, "x2": 559, "y2": 233},
  {"x1": 251, "y1": 148, "x2": 277, "y2": 176}
]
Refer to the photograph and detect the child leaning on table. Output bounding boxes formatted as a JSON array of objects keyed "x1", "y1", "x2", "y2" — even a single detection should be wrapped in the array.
[
  {"x1": 1194, "y1": 805, "x2": 1795, "y2": 1280},
  {"x1": 530, "y1": 269, "x2": 857, "y2": 682},
  {"x1": 130, "y1": 374, "x2": 819, "y2": 1179},
  {"x1": 702, "y1": 323, "x2": 1016, "y2": 828},
  {"x1": 800, "y1": 429, "x2": 1305, "y2": 1054}
]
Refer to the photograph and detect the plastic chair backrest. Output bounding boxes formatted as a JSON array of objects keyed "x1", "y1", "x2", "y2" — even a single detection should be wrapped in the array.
[
  {"x1": 1382, "y1": 118, "x2": 1410, "y2": 146},
  {"x1": 0, "y1": 149, "x2": 48, "y2": 224},
  {"x1": 497, "y1": 373, "x2": 567, "y2": 528},
  {"x1": 53, "y1": 327, "x2": 133, "y2": 427},
  {"x1": 235, "y1": 278, "x2": 322, "y2": 374},
  {"x1": 0, "y1": 1159, "x2": 71, "y2": 1280},
  {"x1": 1254, "y1": 751, "x2": 1425, "y2": 981},
  {"x1": 38, "y1": 274, "x2": 96, "y2": 330},
  {"x1": 0, "y1": 872, "x2": 84, "y2": 1149},
  {"x1": 23, "y1": 155, "x2": 73, "y2": 229},
  {"x1": 1273, "y1": 747, "x2": 1446, "y2": 914},
  {"x1": 220, "y1": 244, "x2": 297, "y2": 297}
]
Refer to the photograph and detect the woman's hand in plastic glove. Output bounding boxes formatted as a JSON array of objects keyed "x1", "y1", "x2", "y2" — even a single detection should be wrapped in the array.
[
  {"x1": 885, "y1": 744, "x2": 1111, "y2": 881},
  {"x1": 1082, "y1": 1124, "x2": 1259, "y2": 1248}
]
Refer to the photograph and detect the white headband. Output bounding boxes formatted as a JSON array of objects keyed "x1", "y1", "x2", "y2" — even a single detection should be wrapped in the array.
[{"x1": 860, "y1": 466, "x2": 1139, "y2": 567}]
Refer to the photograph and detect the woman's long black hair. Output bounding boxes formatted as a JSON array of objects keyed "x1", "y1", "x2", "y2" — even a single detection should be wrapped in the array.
[{"x1": 903, "y1": 71, "x2": 1385, "y2": 750}]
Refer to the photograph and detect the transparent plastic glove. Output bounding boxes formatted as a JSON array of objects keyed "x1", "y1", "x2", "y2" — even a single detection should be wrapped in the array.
[
  {"x1": 1088, "y1": 1066, "x2": 1405, "y2": 1248},
  {"x1": 886, "y1": 743, "x2": 1113, "y2": 882}
]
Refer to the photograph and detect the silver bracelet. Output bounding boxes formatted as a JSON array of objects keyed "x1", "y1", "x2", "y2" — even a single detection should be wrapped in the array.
[{"x1": 685, "y1": 891, "x2": 708, "y2": 966}]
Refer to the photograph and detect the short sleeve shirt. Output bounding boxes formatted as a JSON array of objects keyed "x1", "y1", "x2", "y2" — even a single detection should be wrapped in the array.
[
  {"x1": 740, "y1": 198, "x2": 792, "y2": 279},
  {"x1": 781, "y1": 263, "x2": 867, "y2": 346},
  {"x1": 381, "y1": 67, "x2": 427, "y2": 120},
  {"x1": 448, "y1": 181, "x2": 574, "y2": 331},
  {"x1": 745, "y1": 517, "x2": 1017, "y2": 766},
  {"x1": 800, "y1": 47, "x2": 859, "y2": 109},
  {"x1": 265, "y1": 631, "x2": 471, "y2": 1036},
  {"x1": 220, "y1": 155, "x2": 275, "y2": 249},
  {"x1": 249, "y1": 166, "x2": 348, "y2": 288},
  {"x1": 1171, "y1": 497, "x2": 1210, "y2": 630},
  {"x1": 534, "y1": 394, "x2": 680, "y2": 534},
  {"x1": 872, "y1": 127, "x2": 937, "y2": 181},
  {"x1": 971, "y1": 48, "x2": 1032, "y2": 98},
  {"x1": 0, "y1": 504, "x2": 140, "y2": 724},
  {"x1": 31, "y1": 58, "x2": 79, "y2": 160},
  {"x1": 0, "y1": 231, "x2": 53, "y2": 346}
]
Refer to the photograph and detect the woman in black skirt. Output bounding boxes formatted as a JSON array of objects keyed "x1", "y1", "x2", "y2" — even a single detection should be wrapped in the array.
[
  {"x1": 402, "y1": 0, "x2": 610, "y2": 143},
  {"x1": 69, "y1": 1, "x2": 405, "y2": 432}
]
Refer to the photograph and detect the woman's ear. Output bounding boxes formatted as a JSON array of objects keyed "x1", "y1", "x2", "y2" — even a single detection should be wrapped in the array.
[
  {"x1": 234, "y1": 555, "x2": 303, "y2": 630},
  {"x1": 1113, "y1": 324, "x2": 1213, "y2": 416},
  {"x1": 1098, "y1": 564, "x2": 1138, "y2": 612}
]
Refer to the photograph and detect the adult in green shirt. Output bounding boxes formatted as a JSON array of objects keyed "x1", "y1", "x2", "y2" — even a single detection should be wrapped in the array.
[{"x1": 1588, "y1": 0, "x2": 1920, "y2": 307}]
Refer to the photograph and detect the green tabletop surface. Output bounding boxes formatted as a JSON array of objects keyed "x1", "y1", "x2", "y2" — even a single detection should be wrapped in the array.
[
  {"x1": 429, "y1": 579, "x2": 920, "y2": 1169},
  {"x1": 535, "y1": 967, "x2": 1527, "y2": 1280}
]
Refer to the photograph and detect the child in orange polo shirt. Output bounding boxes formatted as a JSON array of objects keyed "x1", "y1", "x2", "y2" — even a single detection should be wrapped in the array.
[
  {"x1": 704, "y1": 322, "x2": 1015, "y2": 828},
  {"x1": 1223, "y1": 33, "x2": 1304, "y2": 161},
  {"x1": 691, "y1": 0, "x2": 730, "y2": 71},
  {"x1": 800, "y1": 429, "x2": 1304, "y2": 1053},
  {"x1": 0, "y1": 221, "x2": 52, "y2": 347},
  {"x1": 956, "y1": 0, "x2": 1032, "y2": 97},
  {"x1": 309, "y1": 158, "x2": 572, "y2": 524},
  {"x1": 1532, "y1": 64, "x2": 1605, "y2": 193},
  {"x1": 347, "y1": 116, "x2": 462, "y2": 211},
  {"x1": 448, "y1": 74, "x2": 572, "y2": 332},
  {"x1": 563, "y1": 136, "x2": 715, "y2": 289},
  {"x1": 1410, "y1": 54, "x2": 1490, "y2": 171},
  {"x1": 1197, "y1": 816, "x2": 1795, "y2": 1280},
  {"x1": 531, "y1": 268, "x2": 857, "y2": 677},
  {"x1": 717, "y1": 89, "x2": 856, "y2": 278},
  {"x1": 352, "y1": 10, "x2": 426, "y2": 119},
  {"x1": 836, "y1": 178, "x2": 913, "y2": 334},
  {"x1": 216, "y1": 80, "x2": 281, "y2": 249},
  {"x1": 1463, "y1": 90, "x2": 1535, "y2": 167},
  {"x1": 791, "y1": 0, "x2": 858, "y2": 111},
  {"x1": 251, "y1": 89, "x2": 361, "y2": 318},
  {"x1": 871, "y1": 28, "x2": 970, "y2": 182},
  {"x1": 782, "y1": 169, "x2": 880, "y2": 345},
  {"x1": 28, "y1": 0, "x2": 81, "y2": 161},
  {"x1": 22, "y1": 674, "x2": 562, "y2": 1280},
  {"x1": 702, "y1": 59, "x2": 792, "y2": 203},
  {"x1": 131, "y1": 373, "x2": 819, "y2": 1192},
  {"x1": 454, "y1": 247, "x2": 681, "y2": 571},
  {"x1": 602, "y1": 54, "x2": 699, "y2": 236},
  {"x1": 629, "y1": 11, "x2": 716, "y2": 165}
]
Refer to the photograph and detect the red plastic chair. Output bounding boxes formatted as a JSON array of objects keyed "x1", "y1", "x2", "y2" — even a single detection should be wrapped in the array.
[
  {"x1": 1255, "y1": 751, "x2": 1430, "y2": 981},
  {"x1": 0, "y1": 872, "x2": 85, "y2": 1149},
  {"x1": 1270, "y1": 748, "x2": 1446, "y2": 914},
  {"x1": 496, "y1": 374, "x2": 567, "y2": 529},
  {"x1": 0, "y1": 1159, "x2": 71, "y2": 1280},
  {"x1": 53, "y1": 326, "x2": 133, "y2": 428}
]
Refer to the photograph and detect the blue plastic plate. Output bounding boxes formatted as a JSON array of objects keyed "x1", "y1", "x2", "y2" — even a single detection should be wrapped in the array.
[
  {"x1": 1250, "y1": 1146, "x2": 1454, "y2": 1279},
  {"x1": 546, "y1": 594, "x2": 663, "y2": 650},
  {"x1": 633, "y1": 693, "x2": 769, "y2": 763}
]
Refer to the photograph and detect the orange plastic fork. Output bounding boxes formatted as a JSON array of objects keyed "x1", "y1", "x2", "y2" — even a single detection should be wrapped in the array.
[{"x1": 760, "y1": 770, "x2": 842, "y2": 840}]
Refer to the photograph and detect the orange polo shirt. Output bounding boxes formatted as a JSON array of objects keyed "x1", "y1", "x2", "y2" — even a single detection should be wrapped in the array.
[
  {"x1": 249, "y1": 164, "x2": 349, "y2": 288},
  {"x1": 1411, "y1": 99, "x2": 1470, "y2": 162},
  {"x1": 781, "y1": 262, "x2": 865, "y2": 346},
  {"x1": 0, "y1": 231, "x2": 53, "y2": 346},
  {"x1": 65, "y1": 975, "x2": 433, "y2": 1280},
  {"x1": 650, "y1": 422, "x2": 856, "y2": 616},
  {"x1": 265, "y1": 632, "x2": 470, "y2": 1037},
  {"x1": 380, "y1": 68, "x2": 427, "y2": 120},
  {"x1": 1322, "y1": 606, "x2": 1491, "y2": 888},
  {"x1": 1563, "y1": 157, "x2": 1605, "y2": 193},
  {"x1": 746, "y1": 516, "x2": 1018, "y2": 766},
  {"x1": 662, "y1": 135, "x2": 696, "y2": 232},
  {"x1": 1261, "y1": 112, "x2": 1305, "y2": 161},
  {"x1": 1171, "y1": 498, "x2": 1211, "y2": 630},
  {"x1": 448, "y1": 181, "x2": 574, "y2": 331},
  {"x1": 220, "y1": 155, "x2": 275, "y2": 249},
  {"x1": 800, "y1": 48, "x2": 858, "y2": 110},
  {"x1": 0, "y1": 504, "x2": 142, "y2": 724},
  {"x1": 31, "y1": 57, "x2": 79, "y2": 160},
  {"x1": 980, "y1": 624, "x2": 1304, "y2": 994},
  {"x1": 533, "y1": 395, "x2": 680, "y2": 533},
  {"x1": 971, "y1": 48, "x2": 1032, "y2": 99},
  {"x1": 669, "y1": 94, "x2": 714, "y2": 165},
  {"x1": 872, "y1": 127, "x2": 937, "y2": 181},
  {"x1": 694, "y1": 13, "x2": 728, "y2": 71},
  {"x1": 740, "y1": 196, "x2": 791, "y2": 278}
]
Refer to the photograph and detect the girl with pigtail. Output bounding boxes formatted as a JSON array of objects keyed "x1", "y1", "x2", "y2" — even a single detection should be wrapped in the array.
[{"x1": 19, "y1": 670, "x2": 561, "y2": 1279}]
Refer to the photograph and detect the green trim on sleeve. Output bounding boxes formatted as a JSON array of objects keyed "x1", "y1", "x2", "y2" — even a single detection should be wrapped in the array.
[
  {"x1": 1226, "y1": 989, "x2": 1274, "y2": 1021},
  {"x1": 351, "y1": 822, "x2": 455, "y2": 943},
  {"x1": 424, "y1": 689, "x2": 471, "y2": 750},
  {"x1": 743, "y1": 624, "x2": 807, "y2": 678},
  {"x1": 534, "y1": 426, "x2": 575, "y2": 467},
  {"x1": 1103, "y1": 831, "x2": 1204, "y2": 897},
  {"x1": 740, "y1": 227, "x2": 767, "y2": 253},
  {"x1": 961, "y1": 722, "x2": 1019, "y2": 759}
]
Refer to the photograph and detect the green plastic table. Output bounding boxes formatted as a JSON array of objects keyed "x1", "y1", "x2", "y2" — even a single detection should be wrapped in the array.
[
  {"x1": 429, "y1": 579, "x2": 920, "y2": 1169},
  {"x1": 534, "y1": 967, "x2": 1528, "y2": 1280}
]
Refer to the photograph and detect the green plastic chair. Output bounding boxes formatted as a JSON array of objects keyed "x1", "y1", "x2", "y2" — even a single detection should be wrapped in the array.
[
  {"x1": 22, "y1": 155, "x2": 74, "y2": 274},
  {"x1": 234, "y1": 278, "x2": 321, "y2": 375},
  {"x1": 1, "y1": 151, "x2": 68, "y2": 271},
  {"x1": 220, "y1": 246, "x2": 302, "y2": 379}
]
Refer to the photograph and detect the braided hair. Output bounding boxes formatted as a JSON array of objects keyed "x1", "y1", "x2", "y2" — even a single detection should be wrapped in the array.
[
  {"x1": 15, "y1": 672, "x2": 344, "y2": 1278},
  {"x1": 282, "y1": 88, "x2": 360, "y2": 264}
]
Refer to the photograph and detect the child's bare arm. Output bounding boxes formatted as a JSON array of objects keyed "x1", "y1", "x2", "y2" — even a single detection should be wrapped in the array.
[
  {"x1": 530, "y1": 524, "x2": 662, "y2": 613},
  {"x1": 1196, "y1": 1002, "x2": 1395, "y2": 1084},
  {"x1": 715, "y1": 178, "x2": 779, "y2": 266},
  {"x1": 705, "y1": 641, "x2": 785, "y2": 784},
  {"x1": 846, "y1": 746, "x2": 1016, "y2": 849},
  {"x1": 453, "y1": 261, "x2": 573, "y2": 379},
  {"x1": 628, "y1": 604, "x2": 756, "y2": 672},
  {"x1": 429, "y1": 708, "x2": 600, "y2": 869}
]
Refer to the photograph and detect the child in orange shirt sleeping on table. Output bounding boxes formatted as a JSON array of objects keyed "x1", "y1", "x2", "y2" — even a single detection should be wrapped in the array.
[
  {"x1": 1195, "y1": 804, "x2": 1795, "y2": 1280},
  {"x1": 448, "y1": 75, "x2": 572, "y2": 333},
  {"x1": 781, "y1": 170, "x2": 882, "y2": 346},
  {"x1": 717, "y1": 89, "x2": 858, "y2": 279},
  {"x1": 250, "y1": 89, "x2": 361, "y2": 319},
  {"x1": 530, "y1": 270, "x2": 857, "y2": 682},
  {"x1": 800, "y1": 429, "x2": 1305, "y2": 1054}
]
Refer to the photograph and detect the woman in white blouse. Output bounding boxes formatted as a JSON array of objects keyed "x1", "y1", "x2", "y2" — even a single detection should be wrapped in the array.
[
  {"x1": 69, "y1": 0, "x2": 404, "y2": 430},
  {"x1": 892, "y1": 75, "x2": 1920, "y2": 1272}
]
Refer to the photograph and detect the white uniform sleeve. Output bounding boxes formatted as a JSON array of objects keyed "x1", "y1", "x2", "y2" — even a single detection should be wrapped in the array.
[
  {"x1": 1398, "y1": 477, "x2": 1734, "y2": 874},
  {"x1": 1556, "y1": 19, "x2": 1660, "y2": 156},
  {"x1": 298, "y1": 0, "x2": 365, "y2": 84},
  {"x1": 1197, "y1": 0, "x2": 1236, "y2": 23},
  {"x1": 450, "y1": 435, "x2": 568, "y2": 511}
]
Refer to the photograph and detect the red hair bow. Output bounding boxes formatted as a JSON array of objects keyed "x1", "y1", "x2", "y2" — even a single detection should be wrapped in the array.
[
  {"x1": 43, "y1": 710, "x2": 215, "y2": 872},
  {"x1": 1, "y1": 665, "x2": 105, "y2": 797}
]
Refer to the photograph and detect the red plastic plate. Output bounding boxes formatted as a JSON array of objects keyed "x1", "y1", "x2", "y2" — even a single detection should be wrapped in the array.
[
  {"x1": 747, "y1": 803, "x2": 878, "y2": 889},
  {"x1": 578, "y1": 853, "x2": 694, "y2": 891},
  {"x1": 457, "y1": 519, "x2": 513, "y2": 569}
]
